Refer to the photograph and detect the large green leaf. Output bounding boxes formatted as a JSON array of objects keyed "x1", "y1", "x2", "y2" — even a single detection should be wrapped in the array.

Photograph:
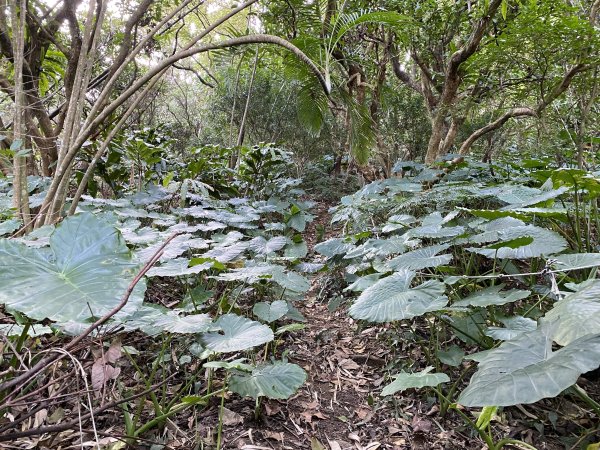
[
  {"x1": 0, "y1": 219, "x2": 21, "y2": 236},
  {"x1": 229, "y1": 362, "x2": 307, "y2": 399},
  {"x1": 381, "y1": 367, "x2": 449, "y2": 396},
  {"x1": 384, "y1": 244, "x2": 452, "y2": 271},
  {"x1": 152, "y1": 313, "x2": 213, "y2": 334},
  {"x1": 349, "y1": 270, "x2": 447, "y2": 322},
  {"x1": 145, "y1": 258, "x2": 213, "y2": 277},
  {"x1": 0, "y1": 212, "x2": 144, "y2": 323},
  {"x1": 453, "y1": 284, "x2": 530, "y2": 308},
  {"x1": 485, "y1": 316, "x2": 537, "y2": 341},
  {"x1": 202, "y1": 314, "x2": 273, "y2": 352},
  {"x1": 467, "y1": 225, "x2": 567, "y2": 259},
  {"x1": 253, "y1": 300, "x2": 289, "y2": 323},
  {"x1": 458, "y1": 326, "x2": 600, "y2": 407},
  {"x1": 314, "y1": 238, "x2": 354, "y2": 258},
  {"x1": 551, "y1": 253, "x2": 600, "y2": 271},
  {"x1": 544, "y1": 280, "x2": 600, "y2": 346},
  {"x1": 497, "y1": 185, "x2": 569, "y2": 208},
  {"x1": 248, "y1": 236, "x2": 288, "y2": 255}
]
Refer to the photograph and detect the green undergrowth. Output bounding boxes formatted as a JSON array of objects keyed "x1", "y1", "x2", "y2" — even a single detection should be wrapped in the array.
[
  {"x1": 313, "y1": 156, "x2": 600, "y2": 448},
  {"x1": 1, "y1": 153, "x2": 600, "y2": 447}
]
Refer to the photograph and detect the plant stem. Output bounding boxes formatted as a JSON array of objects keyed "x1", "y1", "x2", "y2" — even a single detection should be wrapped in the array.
[
  {"x1": 568, "y1": 384, "x2": 600, "y2": 416},
  {"x1": 216, "y1": 377, "x2": 228, "y2": 449},
  {"x1": 494, "y1": 438, "x2": 538, "y2": 450}
]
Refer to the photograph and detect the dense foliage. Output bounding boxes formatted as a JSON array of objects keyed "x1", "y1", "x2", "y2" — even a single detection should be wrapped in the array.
[{"x1": 1, "y1": 0, "x2": 600, "y2": 448}]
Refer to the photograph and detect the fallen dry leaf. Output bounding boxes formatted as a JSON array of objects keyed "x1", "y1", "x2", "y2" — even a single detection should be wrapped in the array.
[
  {"x1": 263, "y1": 430, "x2": 284, "y2": 442},
  {"x1": 91, "y1": 359, "x2": 120, "y2": 391},
  {"x1": 311, "y1": 437, "x2": 326, "y2": 450},
  {"x1": 221, "y1": 407, "x2": 244, "y2": 426},
  {"x1": 411, "y1": 415, "x2": 432, "y2": 433}
]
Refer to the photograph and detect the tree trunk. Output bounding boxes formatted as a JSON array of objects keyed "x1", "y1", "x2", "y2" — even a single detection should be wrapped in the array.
[{"x1": 11, "y1": 0, "x2": 31, "y2": 232}]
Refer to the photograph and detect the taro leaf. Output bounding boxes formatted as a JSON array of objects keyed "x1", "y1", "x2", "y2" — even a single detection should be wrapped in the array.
[
  {"x1": 271, "y1": 270, "x2": 310, "y2": 293},
  {"x1": 384, "y1": 244, "x2": 452, "y2": 271},
  {"x1": 344, "y1": 273, "x2": 381, "y2": 292},
  {"x1": 117, "y1": 303, "x2": 212, "y2": 335},
  {"x1": 506, "y1": 207, "x2": 569, "y2": 220},
  {"x1": 215, "y1": 264, "x2": 279, "y2": 283},
  {"x1": 0, "y1": 219, "x2": 21, "y2": 236},
  {"x1": 203, "y1": 241, "x2": 248, "y2": 263},
  {"x1": 146, "y1": 258, "x2": 213, "y2": 277},
  {"x1": 264, "y1": 222, "x2": 286, "y2": 232},
  {"x1": 15, "y1": 224, "x2": 54, "y2": 247},
  {"x1": 498, "y1": 186, "x2": 569, "y2": 208},
  {"x1": 287, "y1": 210, "x2": 314, "y2": 232},
  {"x1": 120, "y1": 227, "x2": 161, "y2": 245},
  {"x1": 551, "y1": 253, "x2": 600, "y2": 271},
  {"x1": 295, "y1": 262, "x2": 325, "y2": 273},
  {"x1": 117, "y1": 303, "x2": 172, "y2": 335},
  {"x1": 284, "y1": 302, "x2": 306, "y2": 322},
  {"x1": 345, "y1": 236, "x2": 416, "y2": 259},
  {"x1": 437, "y1": 346, "x2": 465, "y2": 367},
  {"x1": 382, "y1": 214, "x2": 416, "y2": 234},
  {"x1": 204, "y1": 359, "x2": 254, "y2": 371},
  {"x1": 0, "y1": 212, "x2": 144, "y2": 323},
  {"x1": 544, "y1": 280, "x2": 600, "y2": 346},
  {"x1": 461, "y1": 209, "x2": 522, "y2": 221},
  {"x1": 284, "y1": 240, "x2": 308, "y2": 259},
  {"x1": 349, "y1": 270, "x2": 447, "y2": 322},
  {"x1": 135, "y1": 234, "x2": 199, "y2": 263},
  {"x1": 202, "y1": 314, "x2": 273, "y2": 352},
  {"x1": 253, "y1": 300, "x2": 289, "y2": 323},
  {"x1": 467, "y1": 225, "x2": 567, "y2": 259},
  {"x1": 218, "y1": 263, "x2": 310, "y2": 293},
  {"x1": 485, "y1": 316, "x2": 537, "y2": 341},
  {"x1": 381, "y1": 367, "x2": 449, "y2": 396},
  {"x1": 407, "y1": 225, "x2": 464, "y2": 239},
  {"x1": 458, "y1": 326, "x2": 600, "y2": 407},
  {"x1": 453, "y1": 284, "x2": 530, "y2": 308},
  {"x1": 314, "y1": 238, "x2": 354, "y2": 258},
  {"x1": 152, "y1": 313, "x2": 212, "y2": 334},
  {"x1": 0, "y1": 323, "x2": 53, "y2": 337},
  {"x1": 194, "y1": 221, "x2": 227, "y2": 232},
  {"x1": 450, "y1": 310, "x2": 488, "y2": 345},
  {"x1": 212, "y1": 231, "x2": 245, "y2": 246},
  {"x1": 229, "y1": 362, "x2": 307, "y2": 399},
  {"x1": 248, "y1": 236, "x2": 288, "y2": 255}
]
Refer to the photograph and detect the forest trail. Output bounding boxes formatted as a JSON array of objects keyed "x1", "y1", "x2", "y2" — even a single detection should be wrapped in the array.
[{"x1": 210, "y1": 202, "x2": 469, "y2": 449}]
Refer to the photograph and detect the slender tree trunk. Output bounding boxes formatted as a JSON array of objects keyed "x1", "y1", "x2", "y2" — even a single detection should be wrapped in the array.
[
  {"x1": 39, "y1": 0, "x2": 106, "y2": 225},
  {"x1": 11, "y1": 0, "x2": 31, "y2": 232},
  {"x1": 228, "y1": 56, "x2": 243, "y2": 148},
  {"x1": 235, "y1": 46, "x2": 259, "y2": 158}
]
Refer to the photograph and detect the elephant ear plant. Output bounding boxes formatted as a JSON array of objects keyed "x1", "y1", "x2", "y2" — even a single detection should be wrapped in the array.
[
  {"x1": 316, "y1": 162, "x2": 600, "y2": 449},
  {"x1": 0, "y1": 209, "x2": 309, "y2": 444},
  {"x1": 0, "y1": 212, "x2": 146, "y2": 325}
]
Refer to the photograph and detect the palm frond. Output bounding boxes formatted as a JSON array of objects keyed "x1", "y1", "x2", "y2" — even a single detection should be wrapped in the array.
[{"x1": 296, "y1": 82, "x2": 328, "y2": 137}]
